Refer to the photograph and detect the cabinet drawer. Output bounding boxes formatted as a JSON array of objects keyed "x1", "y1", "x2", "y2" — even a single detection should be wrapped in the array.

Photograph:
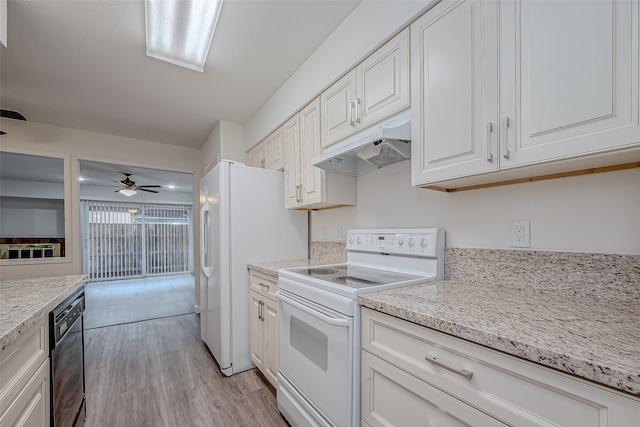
[
  {"x1": 0, "y1": 358, "x2": 49, "y2": 427},
  {"x1": 0, "y1": 317, "x2": 48, "y2": 410},
  {"x1": 250, "y1": 270, "x2": 278, "y2": 300},
  {"x1": 362, "y1": 351, "x2": 505, "y2": 427},
  {"x1": 363, "y1": 308, "x2": 638, "y2": 427}
]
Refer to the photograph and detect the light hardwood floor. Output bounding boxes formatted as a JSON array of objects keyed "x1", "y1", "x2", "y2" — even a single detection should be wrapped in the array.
[
  {"x1": 84, "y1": 313, "x2": 289, "y2": 427},
  {"x1": 84, "y1": 275, "x2": 195, "y2": 329}
]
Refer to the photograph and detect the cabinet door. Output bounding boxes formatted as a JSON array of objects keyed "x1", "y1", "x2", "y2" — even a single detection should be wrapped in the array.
[
  {"x1": 362, "y1": 351, "x2": 505, "y2": 427},
  {"x1": 263, "y1": 298, "x2": 279, "y2": 388},
  {"x1": 246, "y1": 143, "x2": 264, "y2": 168},
  {"x1": 321, "y1": 70, "x2": 357, "y2": 149},
  {"x1": 357, "y1": 28, "x2": 410, "y2": 129},
  {"x1": 500, "y1": 0, "x2": 639, "y2": 168},
  {"x1": 411, "y1": 0, "x2": 499, "y2": 186},
  {"x1": 283, "y1": 114, "x2": 301, "y2": 209},
  {"x1": 299, "y1": 97, "x2": 324, "y2": 207},
  {"x1": 0, "y1": 359, "x2": 50, "y2": 427},
  {"x1": 263, "y1": 127, "x2": 284, "y2": 170},
  {"x1": 249, "y1": 292, "x2": 264, "y2": 372}
]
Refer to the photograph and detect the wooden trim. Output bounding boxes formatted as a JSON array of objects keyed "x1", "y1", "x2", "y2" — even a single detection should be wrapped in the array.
[{"x1": 421, "y1": 162, "x2": 640, "y2": 193}]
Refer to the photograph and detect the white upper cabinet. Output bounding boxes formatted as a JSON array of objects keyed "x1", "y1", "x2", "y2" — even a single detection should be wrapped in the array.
[
  {"x1": 246, "y1": 128, "x2": 284, "y2": 171},
  {"x1": 284, "y1": 98, "x2": 356, "y2": 209},
  {"x1": 246, "y1": 144, "x2": 264, "y2": 168},
  {"x1": 321, "y1": 28, "x2": 410, "y2": 149},
  {"x1": 412, "y1": 0, "x2": 640, "y2": 189},
  {"x1": 501, "y1": 0, "x2": 639, "y2": 167},
  {"x1": 263, "y1": 127, "x2": 284, "y2": 171},
  {"x1": 411, "y1": 0, "x2": 499, "y2": 184}
]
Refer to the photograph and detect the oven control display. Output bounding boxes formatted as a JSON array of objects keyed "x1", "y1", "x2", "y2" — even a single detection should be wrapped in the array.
[
  {"x1": 374, "y1": 234, "x2": 394, "y2": 246},
  {"x1": 347, "y1": 229, "x2": 440, "y2": 257}
]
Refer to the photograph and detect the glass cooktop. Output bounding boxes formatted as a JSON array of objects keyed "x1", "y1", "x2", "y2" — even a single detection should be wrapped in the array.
[{"x1": 288, "y1": 264, "x2": 424, "y2": 289}]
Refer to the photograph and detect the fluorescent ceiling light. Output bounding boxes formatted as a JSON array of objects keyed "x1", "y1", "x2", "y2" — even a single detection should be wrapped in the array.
[
  {"x1": 119, "y1": 188, "x2": 137, "y2": 197},
  {"x1": 145, "y1": 0, "x2": 223, "y2": 72}
]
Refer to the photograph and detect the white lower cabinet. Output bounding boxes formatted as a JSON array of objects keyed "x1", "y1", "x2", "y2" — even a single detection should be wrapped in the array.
[
  {"x1": 0, "y1": 318, "x2": 50, "y2": 427},
  {"x1": 249, "y1": 269, "x2": 279, "y2": 388},
  {"x1": 361, "y1": 308, "x2": 640, "y2": 427}
]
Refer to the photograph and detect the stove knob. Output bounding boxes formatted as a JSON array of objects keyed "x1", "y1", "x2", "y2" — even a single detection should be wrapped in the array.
[
  {"x1": 356, "y1": 236, "x2": 362, "y2": 245},
  {"x1": 397, "y1": 237, "x2": 404, "y2": 245},
  {"x1": 420, "y1": 237, "x2": 429, "y2": 248},
  {"x1": 407, "y1": 237, "x2": 416, "y2": 247},
  {"x1": 348, "y1": 235, "x2": 354, "y2": 244}
]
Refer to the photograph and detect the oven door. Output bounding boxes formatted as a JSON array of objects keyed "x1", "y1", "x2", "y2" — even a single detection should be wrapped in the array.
[{"x1": 276, "y1": 289, "x2": 353, "y2": 427}]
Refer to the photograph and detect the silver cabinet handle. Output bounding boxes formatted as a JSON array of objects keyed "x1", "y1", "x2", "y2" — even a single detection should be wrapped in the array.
[
  {"x1": 425, "y1": 355, "x2": 473, "y2": 380},
  {"x1": 259, "y1": 300, "x2": 264, "y2": 321},
  {"x1": 355, "y1": 97, "x2": 362, "y2": 124},
  {"x1": 349, "y1": 101, "x2": 356, "y2": 127},
  {"x1": 502, "y1": 117, "x2": 511, "y2": 159},
  {"x1": 485, "y1": 122, "x2": 494, "y2": 163}
]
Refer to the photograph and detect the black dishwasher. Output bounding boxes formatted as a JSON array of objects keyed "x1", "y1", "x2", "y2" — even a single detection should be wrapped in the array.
[{"x1": 50, "y1": 286, "x2": 86, "y2": 427}]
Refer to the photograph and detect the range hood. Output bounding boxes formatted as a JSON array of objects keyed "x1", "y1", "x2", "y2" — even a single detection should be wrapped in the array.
[{"x1": 312, "y1": 110, "x2": 411, "y2": 176}]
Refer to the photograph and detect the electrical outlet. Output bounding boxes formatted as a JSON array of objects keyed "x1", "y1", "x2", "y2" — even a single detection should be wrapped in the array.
[
  {"x1": 335, "y1": 226, "x2": 342, "y2": 241},
  {"x1": 320, "y1": 226, "x2": 328, "y2": 241},
  {"x1": 510, "y1": 220, "x2": 530, "y2": 248}
]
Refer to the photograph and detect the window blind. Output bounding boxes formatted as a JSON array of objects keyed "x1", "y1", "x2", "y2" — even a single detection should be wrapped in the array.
[{"x1": 81, "y1": 200, "x2": 192, "y2": 281}]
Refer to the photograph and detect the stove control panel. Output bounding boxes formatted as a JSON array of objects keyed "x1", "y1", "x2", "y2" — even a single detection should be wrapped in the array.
[{"x1": 346, "y1": 228, "x2": 442, "y2": 257}]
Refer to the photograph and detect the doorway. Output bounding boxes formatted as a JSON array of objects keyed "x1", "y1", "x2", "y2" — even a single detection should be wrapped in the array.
[{"x1": 80, "y1": 200, "x2": 192, "y2": 281}]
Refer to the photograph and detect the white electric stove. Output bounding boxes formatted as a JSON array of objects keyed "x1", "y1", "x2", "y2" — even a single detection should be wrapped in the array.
[{"x1": 276, "y1": 228, "x2": 445, "y2": 427}]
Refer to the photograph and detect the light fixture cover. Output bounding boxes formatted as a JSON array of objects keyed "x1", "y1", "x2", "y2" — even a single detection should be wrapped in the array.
[
  {"x1": 119, "y1": 188, "x2": 137, "y2": 197},
  {"x1": 145, "y1": 0, "x2": 223, "y2": 72}
]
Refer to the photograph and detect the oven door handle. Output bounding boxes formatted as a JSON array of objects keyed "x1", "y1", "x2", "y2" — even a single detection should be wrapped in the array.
[{"x1": 276, "y1": 291, "x2": 350, "y2": 328}]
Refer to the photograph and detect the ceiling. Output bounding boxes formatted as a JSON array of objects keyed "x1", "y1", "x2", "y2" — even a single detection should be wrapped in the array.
[
  {"x1": 0, "y1": 153, "x2": 192, "y2": 194},
  {"x1": 79, "y1": 160, "x2": 193, "y2": 194},
  {"x1": 0, "y1": 0, "x2": 361, "y2": 149}
]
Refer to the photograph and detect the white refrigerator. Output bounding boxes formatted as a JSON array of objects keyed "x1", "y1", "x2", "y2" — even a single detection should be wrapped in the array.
[{"x1": 199, "y1": 160, "x2": 308, "y2": 376}]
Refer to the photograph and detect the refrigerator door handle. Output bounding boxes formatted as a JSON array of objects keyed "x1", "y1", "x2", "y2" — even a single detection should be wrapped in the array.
[{"x1": 200, "y1": 201, "x2": 214, "y2": 278}]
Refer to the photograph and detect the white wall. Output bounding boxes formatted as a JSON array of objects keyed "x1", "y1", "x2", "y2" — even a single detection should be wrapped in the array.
[
  {"x1": 0, "y1": 196, "x2": 65, "y2": 238},
  {"x1": 0, "y1": 119, "x2": 202, "y2": 290},
  {"x1": 201, "y1": 120, "x2": 246, "y2": 173},
  {"x1": 244, "y1": 0, "x2": 434, "y2": 149},
  {"x1": 312, "y1": 160, "x2": 640, "y2": 254},
  {"x1": 0, "y1": 179, "x2": 64, "y2": 198}
]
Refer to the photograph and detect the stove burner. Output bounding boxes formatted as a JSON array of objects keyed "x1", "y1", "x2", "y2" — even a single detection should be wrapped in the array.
[{"x1": 307, "y1": 268, "x2": 339, "y2": 275}]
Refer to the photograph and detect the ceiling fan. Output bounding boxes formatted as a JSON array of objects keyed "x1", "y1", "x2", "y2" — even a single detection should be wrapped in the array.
[{"x1": 113, "y1": 173, "x2": 162, "y2": 196}]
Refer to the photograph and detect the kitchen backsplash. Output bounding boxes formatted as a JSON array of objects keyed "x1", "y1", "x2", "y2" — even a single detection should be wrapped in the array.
[
  {"x1": 445, "y1": 248, "x2": 640, "y2": 301},
  {"x1": 310, "y1": 241, "x2": 346, "y2": 264}
]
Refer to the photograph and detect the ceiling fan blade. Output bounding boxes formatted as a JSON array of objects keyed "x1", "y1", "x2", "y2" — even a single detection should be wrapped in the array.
[
  {"x1": 139, "y1": 185, "x2": 162, "y2": 188},
  {"x1": 139, "y1": 188, "x2": 159, "y2": 193}
]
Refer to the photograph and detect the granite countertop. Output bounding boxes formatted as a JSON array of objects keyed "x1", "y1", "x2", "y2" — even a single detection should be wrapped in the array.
[
  {"x1": 359, "y1": 279, "x2": 640, "y2": 396},
  {"x1": 0, "y1": 275, "x2": 87, "y2": 351},
  {"x1": 248, "y1": 258, "x2": 339, "y2": 276}
]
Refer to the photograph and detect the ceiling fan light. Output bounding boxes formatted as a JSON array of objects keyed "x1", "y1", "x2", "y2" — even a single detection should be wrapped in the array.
[
  {"x1": 145, "y1": 0, "x2": 224, "y2": 72},
  {"x1": 119, "y1": 188, "x2": 137, "y2": 197}
]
